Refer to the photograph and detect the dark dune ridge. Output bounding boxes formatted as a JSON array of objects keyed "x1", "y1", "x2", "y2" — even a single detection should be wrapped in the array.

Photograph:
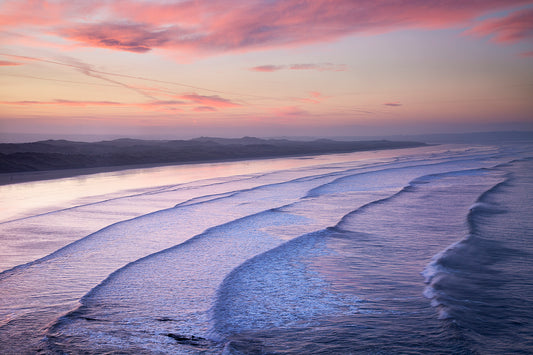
[{"x1": 0, "y1": 136, "x2": 426, "y2": 181}]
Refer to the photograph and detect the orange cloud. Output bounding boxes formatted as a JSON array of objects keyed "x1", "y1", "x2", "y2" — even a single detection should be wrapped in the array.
[{"x1": 0, "y1": 60, "x2": 22, "y2": 66}]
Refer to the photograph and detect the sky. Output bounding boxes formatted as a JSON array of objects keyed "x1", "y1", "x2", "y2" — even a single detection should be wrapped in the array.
[{"x1": 1, "y1": 0, "x2": 532, "y2": 141}]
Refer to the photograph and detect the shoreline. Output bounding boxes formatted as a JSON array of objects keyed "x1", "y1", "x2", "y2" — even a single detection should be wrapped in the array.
[
  {"x1": 0, "y1": 152, "x2": 342, "y2": 186},
  {"x1": 0, "y1": 156, "x2": 280, "y2": 186},
  {"x1": 0, "y1": 146, "x2": 426, "y2": 186}
]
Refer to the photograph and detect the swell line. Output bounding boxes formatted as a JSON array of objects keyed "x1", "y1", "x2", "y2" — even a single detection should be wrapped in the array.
[
  {"x1": 212, "y1": 165, "x2": 508, "y2": 342},
  {"x1": 422, "y1": 167, "x2": 514, "y2": 321},
  {"x1": 306, "y1": 156, "x2": 496, "y2": 198}
]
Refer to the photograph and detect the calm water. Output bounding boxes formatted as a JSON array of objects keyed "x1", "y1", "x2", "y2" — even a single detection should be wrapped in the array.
[{"x1": 0, "y1": 143, "x2": 532, "y2": 354}]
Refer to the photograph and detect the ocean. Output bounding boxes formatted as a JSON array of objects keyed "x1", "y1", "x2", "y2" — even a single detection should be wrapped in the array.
[{"x1": 0, "y1": 141, "x2": 532, "y2": 354}]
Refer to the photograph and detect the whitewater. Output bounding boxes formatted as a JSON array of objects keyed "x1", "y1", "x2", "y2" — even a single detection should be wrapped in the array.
[{"x1": 0, "y1": 141, "x2": 532, "y2": 354}]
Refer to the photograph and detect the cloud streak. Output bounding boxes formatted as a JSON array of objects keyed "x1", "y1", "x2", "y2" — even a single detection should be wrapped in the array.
[
  {"x1": 179, "y1": 93, "x2": 241, "y2": 108},
  {"x1": 250, "y1": 65, "x2": 285, "y2": 72},
  {"x1": 1, "y1": 1, "x2": 531, "y2": 56},
  {"x1": 289, "y1": 63, "x2": 347, "y2": 71},
  {"x1": 0, "y1": 60, "x2": 22, "y2": 66},
  {"x1": 193, "y1": 106, "x2": 217, "y2": 112},
  {"x1": 1, "y1": 99, "x2": 124, "y2": 107},
  {"x1": 56, "y1": 55, "x2": 158, "y2": 100},
  {"x1": 250, "y1": 63, "x2": 347, "y2": 72},
  {"x1": 0, "y1": 99, "x2": 186, "y2": 109},
  {"x1": 0, "y1": 53, "x2": 257, "y2": 101},
  {"x1": 0, "y1": 97, "x2": 239, "y2": 112}
]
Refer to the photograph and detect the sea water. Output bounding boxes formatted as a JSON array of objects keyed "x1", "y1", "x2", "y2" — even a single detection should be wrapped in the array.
[{"x1": 0, "y1": 142, "x2": 532, "y2": 354}]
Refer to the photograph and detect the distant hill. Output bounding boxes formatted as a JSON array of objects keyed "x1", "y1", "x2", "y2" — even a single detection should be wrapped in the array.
[{"x1": 0, "y1": 137, "x2": 426, "y2": 173}]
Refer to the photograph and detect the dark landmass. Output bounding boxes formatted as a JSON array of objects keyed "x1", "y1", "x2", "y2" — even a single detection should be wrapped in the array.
[
  {"x1": 329, "y1": 131, "x2": 533, "y2": 145},
  {"x1": 0, "y1": 137, "x2": 426, "y2": 184}
]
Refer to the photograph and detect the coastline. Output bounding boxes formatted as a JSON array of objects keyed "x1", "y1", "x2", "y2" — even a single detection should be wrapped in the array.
[
  {"x1": 0, "y1": 137, "x2": 430, "y2": 186},
  {"x1": 0, "y1": 145, "x2": 426, "y2": 186},
  {"x1": 0, "y1": 156, "x2": 299, "y2": 186},
  {"x1": 0, "y1": 162, "x2": 179, "y2": 186}
]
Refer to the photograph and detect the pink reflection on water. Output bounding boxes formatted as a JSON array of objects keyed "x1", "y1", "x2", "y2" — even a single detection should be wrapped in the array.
[{"x1": 0, "y1": 152, "x2": 384, "y2": 223}]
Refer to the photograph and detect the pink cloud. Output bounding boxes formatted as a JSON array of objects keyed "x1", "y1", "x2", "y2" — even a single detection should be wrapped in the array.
[
  {"x1": 465, "y1": 8, "x2": 533, "y2": 43},
  {"x1": 384, "y1": 102, "x2": 402, "y2": 107},
  {"x1": 1, "y1": 1, "x2": 532, "y2": 55},
  {"x1": 100, "y1": 0, "x2": 533, "y2": 53},
  {"x1": 520, "y1": 51, "x2": 533, "y2": 57},
  {"x1": 0, "y1": 99, "x2": 186, "y2": 111},
  {"x1": 60, "y1": 22, "x2": 185, "y2": 53},
  {"x1": 0, "y1": 60, "x2": 22, "y2": 66}
]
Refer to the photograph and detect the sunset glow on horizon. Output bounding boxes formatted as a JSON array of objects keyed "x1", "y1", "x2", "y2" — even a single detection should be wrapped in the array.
[{"x1": 1, "y1": 0, "x2": 532, "y2": 141}]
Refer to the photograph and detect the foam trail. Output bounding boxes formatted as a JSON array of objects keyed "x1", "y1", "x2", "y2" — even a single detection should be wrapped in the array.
[
  {"x1": 307, "y1": 156, "x2": 499, "y2": 199},
  {"x1": 423, "y1": 158, "x2": 533, "y2": 353},
  {"x1": 0, "y1": 160, "x2": 363, "y2": 273},
  {"x1": 215, "y1": 167, "x2": 504, "y2": 337},
  {"x1": 45, "y1": 158, "x2": 503, "y2": 353},
  {"x1": 0, "y1": 143, "x2": 498, "y2": 272},
  {"x1": 214, "y1": 166, "x2": 514, "y2": 354},
  {"x1": 2, "y1": 159, "x2": 384, "y2": 352},
  {"x1": 0, "y1": 143, "x2": 519, "y2": 353},
  {"x1": 0, "y1": 173, "x2": 260, "y2": 272},
  {"x1": 2, "y1": 150, "x2": 386, "y2": 223},
  {"x1": 45, "y1": 181, "x2": 400, "y2": 353}
]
